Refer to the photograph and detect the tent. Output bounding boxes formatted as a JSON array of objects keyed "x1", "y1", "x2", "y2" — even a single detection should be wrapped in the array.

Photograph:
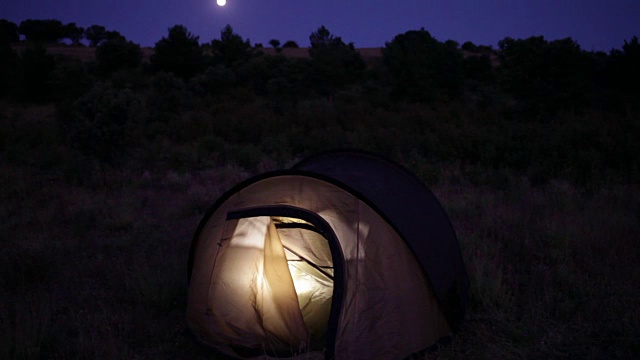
[{"x1": 187, "y1": 150, "x2": 469, "y2": 359}]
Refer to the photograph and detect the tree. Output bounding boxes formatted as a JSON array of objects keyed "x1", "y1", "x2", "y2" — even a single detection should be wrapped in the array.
[
  {"x1": 307, "y1": 26, "x2": 364, "y2": 97},
  {"x1": 445, "y1": 39, "x2": 459, "y2": 50},
  {"x1": 0, "y1": 19, "x2": 19, "y2": 45},
  {"x1": 498, "y1": 36, "x2": 592, "y2": 113},
  {"x1": 64, "y1": 22, "x2": 84, "y2": 45},
  {"x1": 269, "y1": 39, "x2": 281, "y2": 49},
  {"x1": 96, "y1": 34, "x2": 142, "y2": 76},
  {"x1": 151, "y1": 25, "x2": 203, "y2": 79},
  {"x1": 282, "y1": 40, "x2": 299, "y2": 48},
  {"x1": 210, "y1": 25, "x2": 253, "y2": 67},
  {"x1": 18, "y1": 19, "x2": 66, "y2": 43},
  {"x1": 383, "y1": 29, "x2": 464, "y2": 102},
  {"x1": 461, "y1": 41, "x2": 478, "y2": 52},
  {"x1": 85, "y1": 25, "x2": 108, "y2": 46},
  {"x1": 609, "y1": 36, "x2": 640, "y2": 114}
]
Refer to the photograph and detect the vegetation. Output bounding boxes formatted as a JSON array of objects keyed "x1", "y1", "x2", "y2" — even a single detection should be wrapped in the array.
[{"x1": 1, "y1": 17, "x2": 639, "y2": 359}]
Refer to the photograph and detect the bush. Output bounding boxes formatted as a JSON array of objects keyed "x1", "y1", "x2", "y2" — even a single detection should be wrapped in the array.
[
  {"x1": 48, "y1": 56, "x2": 94, "y2": 103},
  {"x1": 63, "y1": 83, "x2": 146, "y2": 163},
  {"x1": 17, "y1": 44, "x2": 56, "y2": 102},
  {"x1": 0, "y1": 43, "x2": 18, "y2": 98},
  {"x1": 95, "y1": 35, "x2": 142, "y2": 76}
]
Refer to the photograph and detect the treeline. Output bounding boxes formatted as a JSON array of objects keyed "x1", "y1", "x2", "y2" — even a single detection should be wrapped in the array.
[
  {"x1": 1, "y1": 18, "x2": 639, "y2": 186},
  {"x1": 1, "y1": 18, "x2": 119, "y2": 45}
]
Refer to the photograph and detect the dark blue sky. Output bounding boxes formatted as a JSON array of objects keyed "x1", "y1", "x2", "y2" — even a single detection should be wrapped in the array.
[{"x1": 2, "y1": 0, "x2": 638, "y2": 50}]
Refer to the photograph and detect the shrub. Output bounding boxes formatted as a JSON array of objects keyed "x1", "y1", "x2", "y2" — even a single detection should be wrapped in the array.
[
  {"x1": 17, "y1": 44, "x2": 56, "y2": 102},
  {"x1": 0, "y1": 43, "x2": 18, "y2": 98},
  {"x1": 48, "y1": 56, "x2": 94, "y2": 103},
  {"x1": 95, "y1": 35, "x2": 142, "y2": 77},
  {"x1": 63, "y1": 83, "x2": 145, "y2": 163}
]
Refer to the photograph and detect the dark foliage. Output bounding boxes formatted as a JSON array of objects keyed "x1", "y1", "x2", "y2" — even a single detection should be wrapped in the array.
[
  {"x1": 85, "y1": 25, "x2": 108, "y2": 46},
  {"x1": 0, "y1": 19, "x2": 19, "y2": 45},
  {"x1": 383, "y1": 29, "x2": 464, "y2": 102},
  {"x1": 210, "y1": 25, "x2": 253, "y2": 67},
  {"x1": 269, "y1": 39, "x2": 281, "y2": 49},
  {"x1": 609, "y1": 36, "x2": 640, "y2": 115},
  {"x1": 48, "y1": 56, "x2": 94, "y2": 103},
  {"x1": 95, "y1": 34, "x2": 142, "y2": 76},
  {"x1": 18, "y1": 19, "x2": 66, "y2": 43},
  {"x1": 64, "y1": 22, "x2": 84, "y2": 45},
  {"x1": 498, "y1": 36, "x2": 593, "y2": 115},
  {"x1": 16, "y1": 44, "x2": 56, "y2": 102},
  {"x1": 151, "y1": 25, "x2": 203, "y2": 79},
  {"x1": 63, "y1": 83, "x2": 145, "y2": 163},
  {"x1": 308, "y1": 26, "x2": 364, "y2": 97},
  {"x1": 283, "y1": 40, "x2": 299, "y2": 48},
  {"x1": 0, "y1": 42, "x2": 18, "y2": 98}
]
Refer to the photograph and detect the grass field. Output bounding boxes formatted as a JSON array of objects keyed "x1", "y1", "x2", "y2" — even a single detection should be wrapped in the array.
[{"x1": 1, "y1": 98, "x2": 638, "y2": 359}]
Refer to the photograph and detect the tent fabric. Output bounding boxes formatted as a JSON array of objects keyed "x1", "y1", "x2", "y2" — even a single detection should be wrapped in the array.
[
  {"x1": 187, "y1": 151, "x2": 468, "y2": 359},
  {"x1": 293, "y1": 150, "x2": 469, "y2": 329}
]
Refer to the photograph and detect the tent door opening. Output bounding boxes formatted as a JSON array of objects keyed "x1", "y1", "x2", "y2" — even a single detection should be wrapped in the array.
[{"x1": 211, "y1": 207, "x2": 341, "y2": 354}]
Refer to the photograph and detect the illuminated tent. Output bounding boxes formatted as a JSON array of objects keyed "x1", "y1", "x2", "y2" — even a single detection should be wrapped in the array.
[{"x1": 187, "y1": 150, "x2": 468, "y2": 359}]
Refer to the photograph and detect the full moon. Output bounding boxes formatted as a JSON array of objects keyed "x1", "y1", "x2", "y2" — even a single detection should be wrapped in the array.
[{"x1": 217, "y1": 0, "x2": 226, "y2": 6}]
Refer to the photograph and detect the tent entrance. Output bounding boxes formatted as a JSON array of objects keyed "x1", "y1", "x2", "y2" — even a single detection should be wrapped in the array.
[
  {"x1": 212, "y1": 207, "x2": 340, "y2": 355},
  {"x1": 273, "y1": 217, "x2": 334, "y2": 350}
]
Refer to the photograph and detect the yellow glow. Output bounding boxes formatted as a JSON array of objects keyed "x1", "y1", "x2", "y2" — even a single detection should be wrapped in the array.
[
  {"x1": 217, "y1": 0, "x2": 226, "y2": 6},
  {"x1": 289, "y1": 264, "x2": 316, "y2": 296}
]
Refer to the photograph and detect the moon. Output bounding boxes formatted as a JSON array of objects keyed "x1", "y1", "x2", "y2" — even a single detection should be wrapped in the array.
[{"x1": 217, "y1": 0, "x2": 226, "y2": 6}]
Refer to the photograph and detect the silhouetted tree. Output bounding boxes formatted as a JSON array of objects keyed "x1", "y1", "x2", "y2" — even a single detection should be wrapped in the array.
[
  {"x1": 308, "y1": 25, "x2": 364, "y2": 97},
  {"x1": 498, "y1": 36, "x2": 592, "y2": 114},
  {"x1": 461, "y1": 41, "x2": 478, "y2": 52},
  {"x1": 445, "y1": 39, "x2": 459, "y2": 49},
  {"x1": 64, "y1": 22, "x2": 84, "y2": 45},
  {"x1": 282, "y1": 40, "x2": 299, "y2": 48},
  {"x1": 96, "y1": 34, "x2": 142, "y2": 76},
  {"x1": 383, "y1": 29, "x2": 464, "y2": 102},
  {"x1": 211, "y1": 25, "x2": 253, "y2": 67},
  {"x1": 85, "y1": 25, "x2": 108, "y2": 46},
  {"x1": 18, "y1": 19, "x2": 66, "y2": 43},
  {"x1": 151, "y1": 25, "x2": 203, "y2": 79},
  {"x1": 269, "y1": 39, "x2": 280, "y2": 49},
  {"x1": 0, "y1": 19, "x2": 19, "y2": 45},
  {"x1": 609, "y1": 36, "x2": 640, "y2": 114}
]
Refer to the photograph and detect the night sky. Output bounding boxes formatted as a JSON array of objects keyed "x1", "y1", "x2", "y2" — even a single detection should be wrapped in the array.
[{"x1": 2, "y1": 0, "x2": 638, "y2": 51}]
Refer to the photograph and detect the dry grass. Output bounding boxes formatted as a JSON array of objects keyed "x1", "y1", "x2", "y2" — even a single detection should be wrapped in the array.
[
  {"x1": 431, "y1": 169, "x2": 640, "y2": 359},
  {"x1": 1, "y1": 101, "x2": 638, "y2": 359},
  {"x1": 11, "y1": 44, "x2": 154, "y2": 62},
  {"x1": 2, "y1": 157, "x2": 638, "y2": 359}
]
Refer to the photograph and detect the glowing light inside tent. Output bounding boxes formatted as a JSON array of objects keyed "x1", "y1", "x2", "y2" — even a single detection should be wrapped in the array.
[
  {"x1": 217, "y1": 0, "x2": 226, "y2": 6},
  {"x1": 289, "y1": 263, "x2": 316, "y2": 296}
]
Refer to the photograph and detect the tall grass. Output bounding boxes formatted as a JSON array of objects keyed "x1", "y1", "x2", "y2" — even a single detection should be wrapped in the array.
[
  {"x1": 1, "y1": 99, "x2": 638, "y2": 359},
  {"x1": 434, "y1": 171, "x2": 639, "y2": 358}
]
